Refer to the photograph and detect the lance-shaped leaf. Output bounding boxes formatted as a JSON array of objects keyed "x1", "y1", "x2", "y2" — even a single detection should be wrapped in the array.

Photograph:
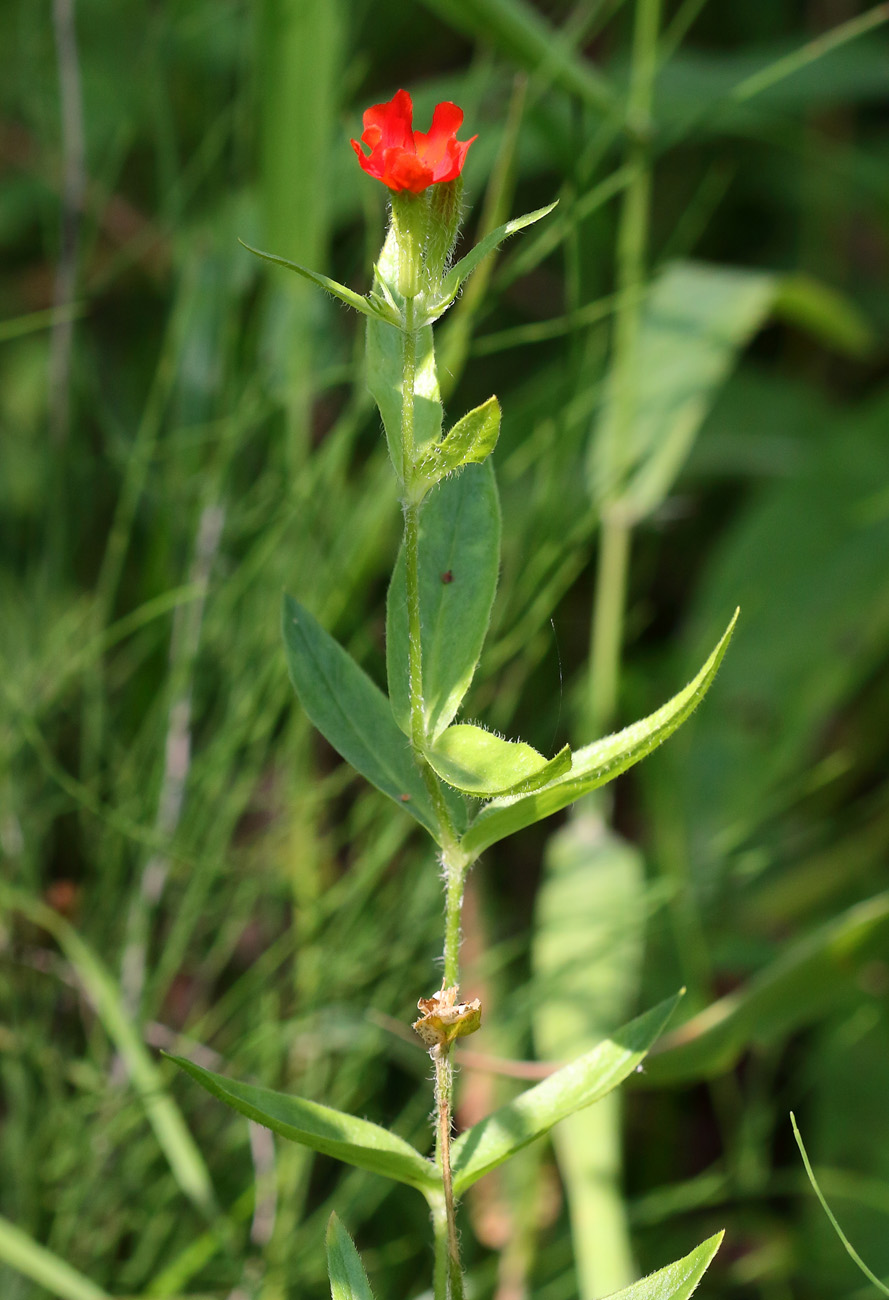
[
  {"x1": 588, "y1": 262, "x2": 871, "y2": 526},
  {"x1": 605, "y1": 1232, "x2": 724, "y2": 1300},
  {"x1": 282, "y1": 595, "x2": 441, "y2": 838},
  {"x1": 643, "y1": 891, "x2": 889, "y2": 1085},
  {"x1": 532, "y1": 820, "x2": 646, "y2": 1300},
  {"x1": 425, "y1": 724, "x2": 571, "y2": 797},
  {"x1": 413, "y1": 396, "x2": 501, "y2": 495},
  {"x1": 435, "y1": 202, "x2": 558, "y2": 313},
  {"x1": 589, "y1": 261, "x2": 777, "y2": 519},
  {"x1": 240, "y1": 240, "x2": 393, "y2": 323},
  {"x1": 450, "y1": 991, "x2": 681, "y2": 1195},
  {"x1": 327, "y1": 1214, "x2": 376, "y2": 1300},
  {"x1": 167, "y1": 1056, "x2": 438, "y2": 1195},
  {"x1": 387, "y1": 463, "x2": 500, "y2": 741},
  {"x1": 460, "y1": 611, "x2": 737, "y2": 859}
]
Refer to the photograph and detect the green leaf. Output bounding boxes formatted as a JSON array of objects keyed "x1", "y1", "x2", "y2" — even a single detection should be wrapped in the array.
[
  {"x1": 604, "y1": 1232, "x2": 724, "y2": 1300},
  {"x1": 450, "y1": 992, "x2": 682, "y2": 1195},
  {"x1": 772, "y1": 274, "x2": 873, "y2": 359},
  {"x1": 425, "y1": 724, "x2": 571, "y2": 797},
  {"x1": 281, "y1": 594, "x2": 441, "y2": 838},
  {"x1": 589, "y1": 261, "x2": 872, "y2": 523},
  {"x1": 0, "y1": 1212, "x2": 114, "y2": 1300},
  {"x1": 387, "y1": 463, "x2": 501, "y2": 742},
  {"x1": 167, "y1": 1055, "x2": 438, "y2": 1195},
  {"x1": 239, "y1": 240, "x2": 391, "y2": 322},
  {"x1": 413, "y1": 395, "x2": 501, "y2": 493},
  {"x1": 663, "y1": 388, "x2": 889, "y2": 864},
  {"x1": 532, "y1": 818, "x2": 646, "y2": 1299},
  {"x1": 590, "y1": 261, "x2": 777, "y2": 519},
  {"x1": 461, "y1": 611, "x2": 737, "y2": 859},
  {"x1": 437, "y1": 203, "x2": 558, "y2": 311},
  {"x1": 643, "y1": 891, "x2": 889, "y2": 1085},
  {"x1": 326, "y1": 1214, "x2": 376, "y2": 1300},
  {"x1": 791, "y1": 1114, "x2": 889, "y2": 1298}
]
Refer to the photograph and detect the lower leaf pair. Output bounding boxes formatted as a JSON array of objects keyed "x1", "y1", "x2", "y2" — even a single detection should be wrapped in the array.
[{"x1": 328, "y1": 1213, "x2": 723, "y2": 1300}]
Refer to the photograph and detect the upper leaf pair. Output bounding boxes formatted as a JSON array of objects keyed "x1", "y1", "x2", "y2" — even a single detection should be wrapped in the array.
[{"x1": 282, "y1": 575, "x2": 737, "y2": 852}]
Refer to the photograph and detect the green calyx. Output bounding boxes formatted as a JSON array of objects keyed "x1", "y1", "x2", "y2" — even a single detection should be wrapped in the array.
[{"x1": 389, "y1": 179, "x2": 463, "y2": 302}]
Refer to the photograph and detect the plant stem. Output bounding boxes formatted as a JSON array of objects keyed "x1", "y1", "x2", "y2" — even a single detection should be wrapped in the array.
[
  {"x1": 435, "y1": 1050, "x2": 464, "y2": 1300},
  {"x1": 432, "y1": 1200, "x2": 449, "y2": 1300},
  {"x1": 589, "y1": 507, "x2": 631, "y2": 734},
  {"x1": 588, "y1": 0, "x2": 661, "y2": 735},
  {"x1": 401, "y1": 297, "x2": 427, "y2": 753},
  {"x1": 442, "y1": 844, "x2": 469, "y2": 989},
  {"x1": 399, "y1": 274, "x2": 470, "y2": 1300},
  {"x1": 400, "y1": 295, "x2": 468, "y2": 968}
]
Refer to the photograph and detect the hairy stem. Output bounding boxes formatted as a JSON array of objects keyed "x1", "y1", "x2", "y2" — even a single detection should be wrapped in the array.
[
  {"x1": 399, "y1": 280, "x2": 469, "y2": 1300},
  {"x1": 432, "y1": 1200, "x2": 449, "y2": 1300},
  {"x1": 442, "y1": 844, "x2": 468, "y2": 989},
  {"x1": 401, "y1": 297, "x2": 427, "y2": 752},
  {"x1": 435, "y1": 1051, "x2": 463, "y2": 1300}
]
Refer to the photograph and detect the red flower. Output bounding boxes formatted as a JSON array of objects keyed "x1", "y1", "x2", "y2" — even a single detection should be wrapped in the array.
[{"x1": 351, "y1": 89, "x2": 476, "y2": 194}]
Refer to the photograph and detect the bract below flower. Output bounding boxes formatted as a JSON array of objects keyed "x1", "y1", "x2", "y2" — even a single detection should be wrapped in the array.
[{"x1": 351, "y1": 89, "x2": 476, "y2": 194}]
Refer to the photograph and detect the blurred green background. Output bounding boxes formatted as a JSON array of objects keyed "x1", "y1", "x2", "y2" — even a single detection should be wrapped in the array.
[{"x1": 2, "y1": 1, "x2": 889, "y2": 1298}]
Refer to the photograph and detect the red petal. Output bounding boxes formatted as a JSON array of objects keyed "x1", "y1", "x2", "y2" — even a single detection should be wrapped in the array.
[
  {"x1": 414, "y1": 101, "x2": 463, "y2": 162},
  {"x1": 361, "y1": 88, "x2": 414, "y2": 152},
  {"x1": 351, "y1": 137, "x2": 384, "y2": 180},
  {"x1": 430, "y1": 133, "x2": 476, "y2": 183},
  {"x1": 384, "y1": 148, "x2": 434, "y2": 193}
]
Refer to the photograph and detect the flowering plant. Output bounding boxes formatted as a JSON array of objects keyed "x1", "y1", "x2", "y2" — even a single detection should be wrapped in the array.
[
  {"x1": 171, "y1": 91, "x2": 734, "y2": 1300},
  {"x1": 351, "y1": 88, "x2": 476, "y2": 193}
]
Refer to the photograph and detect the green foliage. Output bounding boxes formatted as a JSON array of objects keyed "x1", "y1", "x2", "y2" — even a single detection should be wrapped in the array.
[
  {"x1": 532, "y1": 821, "x2": 646, "y2": 1297},
  {"x1": 426, "y1": 725, "x2": 571, "y2": 797},
  {"x1": 413, "y1": 395, "x2": 502, "y2": 493},
  {"x1": 386, "y1": 463, "x2": 501, "y2": 741},
  {"x1": 604, "y1": 1232, "x2": 725, "y2": 1300},
  {"x1": 3, "y1": 0, "x2": 888, "y2": 1297},
  {"x1": 436, "y1": 202, "x2": 559, "y2": 311},
  {"x1": 644, "y1": 892, "x2": 889, "y2": 1085},
  {"x1": 166, "y1": 1056, "x2": 439, "y2": 1194},
  {"x1": 451, "y1": 993, "x2": 683, "y2": 1195},
  {"x1": 0, "y1": 1216, "x2": 113, "y2": 1300},
  {"x1": 327, "y1": 1214, "x2": 376, "y2": 1300},
  {"x1": 791, "y1": 1114, "x2": 889, "y2": 1297},
  {"x1": 281, "y1": 594, "x2": 442, "y2": 837},
  {"x1": 461, "y1": 611, "x2": 737, "y2": 858},
  {"x1": 240, "y1": 240, "x2": 396, "y2": 322}
]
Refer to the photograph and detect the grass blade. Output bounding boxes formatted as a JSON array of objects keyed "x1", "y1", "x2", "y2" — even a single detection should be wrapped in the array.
[
  {"x1": 0, "y1": 1215, "x2": 112, "y2": 1300},
  {"x1": 1, "y1": 888, "x2": 215, "y2": 1215},
  {"x1": 791, "y1": 1114, "x2": 889, "y2": 1297}
]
